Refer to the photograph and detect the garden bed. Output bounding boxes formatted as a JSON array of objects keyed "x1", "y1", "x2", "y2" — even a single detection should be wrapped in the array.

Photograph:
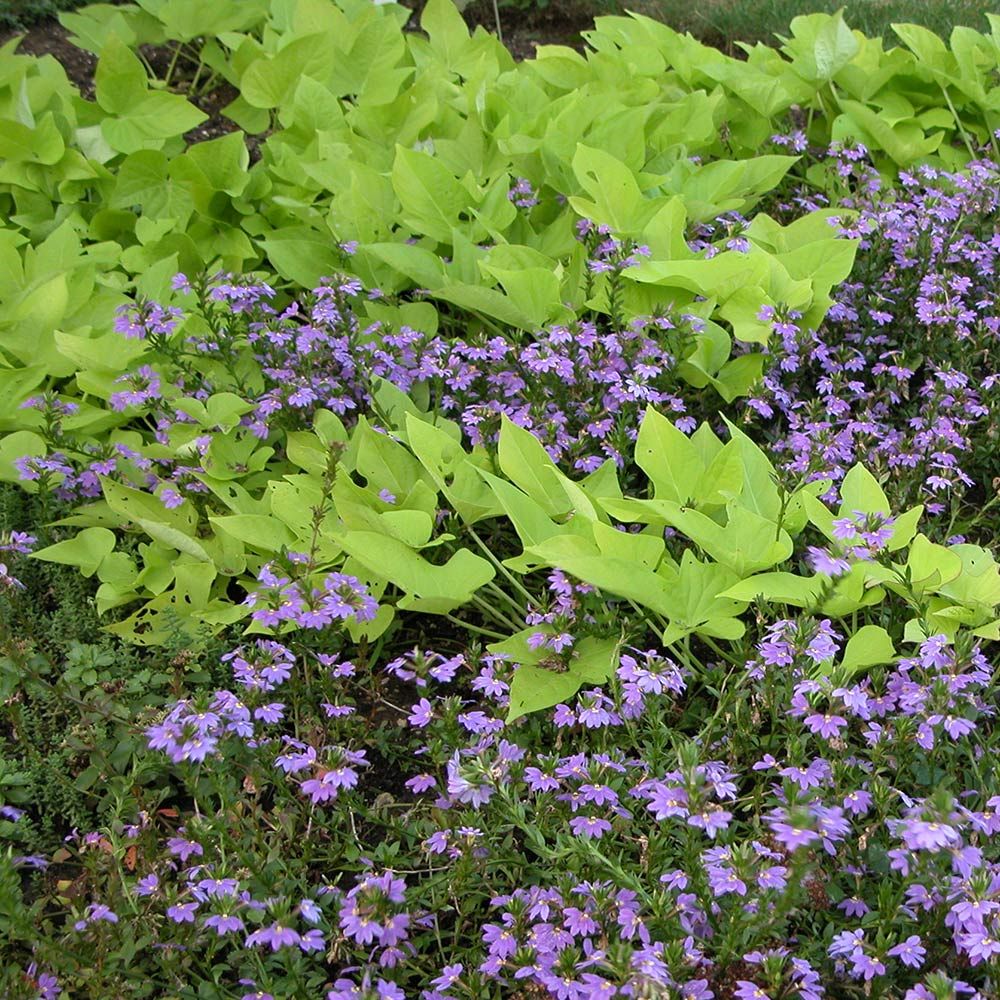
[{"x1": 2, "y1": 1, "x2": 1000, "y2": 998}]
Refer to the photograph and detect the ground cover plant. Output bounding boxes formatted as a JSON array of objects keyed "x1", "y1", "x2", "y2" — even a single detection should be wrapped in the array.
[{"x1": 2, "y1": 1, "x2": 1000, "y2": 998}]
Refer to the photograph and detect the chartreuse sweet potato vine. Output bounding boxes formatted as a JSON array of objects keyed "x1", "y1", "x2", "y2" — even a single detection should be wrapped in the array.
[{"x1": 29, "y1": 367, "x2": 1000, "y2": 719}]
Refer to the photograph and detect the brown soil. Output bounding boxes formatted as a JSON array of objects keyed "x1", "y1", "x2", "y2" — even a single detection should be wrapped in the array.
[{"x1": 459, "y1": 0, "x2": 594, "y2": 59}]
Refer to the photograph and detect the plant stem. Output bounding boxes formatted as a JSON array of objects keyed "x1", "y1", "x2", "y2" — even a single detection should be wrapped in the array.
[
  {"x1": 444, "y1": 614, "x2": 506, "y2": 640},
  {"x1": 467, "y1": 526, "x2": 537, "y2": 607}
]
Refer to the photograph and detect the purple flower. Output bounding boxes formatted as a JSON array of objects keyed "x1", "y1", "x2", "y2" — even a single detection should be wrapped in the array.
[
  {"x1": 807, "y1": 546, "x2": 851, "y2": 576},
  {"x1": 431, "y1": 964, "x2": 463, "y2": 990},
  {"x1": 135, "y1": 873, "x2": 159, "y2": 896},
  {"x1": 166, "y1": 901, "x2": 199, "y2": 924},
  {"x1": 647, "y1": 783, "x2": 688, "y2": 820},
  {"x1": 842, "y1": 789, "x2": 873, "y2": 816},
  {"x1": 405, "y1": 773, "x2": 436, "y2": 794},
  {"x1": 553, "y1": 704, "x2": 576, "y2": 728},
  {"x1": 299, "y1": 928, "x2": 325, "y2": 952},
  {"x1": 888, "y1": 935, "x2": 926, "y2": 969},
  {"x1": 803, "y1": 712, "x2": 848, "y2": 739},
  {"x1": 950, "y1": 897, "x2": 1000, "y2": 932},
  {"x1": 898, "y1": 819, "x2": 961, "y2": 851},
  {"x1": 407, "y1": 698, "x2": 433, "y2": 728},
  {"x1": 735, "y1": 984, "x2": 771, "y2": 1000},
  {"x1": 959, "y1": 930, "x2": 1000, "y2": 965},
  {"x1": 838, "y1": 897, "x2": 869, "y2": 918},
  {"x1": 246, "y1": 922, "x2": 302, "y2": 951},
  {"x1": 166, "y1": 837, "x2": 204, "y2": 861},
  {"x1": 767, "y1": 819, "x2": 820, "y2": 852},
  {"x1": 204, "y1": 912, "x2": 245, "y2": 935},
  {"x1": 569, "y1": 815, "x2": 612, "y2": 839},
  {"x1": 446, "y1": 754, "x2": 493, "y2": 808},
  {"x1": 849, "y1": 951, "x2": 885, "y2": 981},
  {"x1": 687, "y1": 809, "x2": 732, "y2": 839}
]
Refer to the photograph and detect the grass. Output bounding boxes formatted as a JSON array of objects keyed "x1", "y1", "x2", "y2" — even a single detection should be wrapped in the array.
[{"x1": 630, "y1": 0, "x2": 999, "y2": 52}]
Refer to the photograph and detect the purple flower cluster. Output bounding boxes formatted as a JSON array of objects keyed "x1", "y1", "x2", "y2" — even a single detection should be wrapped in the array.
[
  {"x1": 0, "y1": 530, "x2": 35, "y2": 592},
  {"x1": 745, "y1": 147, "x2": 1000, "y2": 511},
  {"x1": 478, "y1": 881, "x2": 721, "y2": 997},
  {"x1": 338, "y1": 870, "x2": 411, "y2": 966},
  {"x1": 246, "y1": 564, "x2": 379, "y2": 630},
  {"x1": 113, "y1": 300, "x2": 183, "y2": 341},
  {"x1": 108, "y1": 365, "x2": 163, "y2": 412},
  {"x1": 145, "y1": 689, "x2": 257, "y2": 764}
]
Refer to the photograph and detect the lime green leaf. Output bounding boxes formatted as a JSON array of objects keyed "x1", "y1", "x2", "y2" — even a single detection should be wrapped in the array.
[
  {"x1": 405, "y1": 415, "x2": 500, "y2": 524},
  {"x1": 0, "y1": 115, "x2": 65, "y2": 165},
  {"x1": 634, "y1": 406, "x2": 701, "y2": 504},
  {"x1": 524, "y1": 533, "x2": 678, "y2": 618},
  {"x1": 0, "y1": 431, "x2": 45, "y2": 484},
  {"x1": 569, "y1": 143, "x2": 651, "y2": 234},
  {"x1": 939, "y1": 545, "x2": 1000, "y2": 610},
  {"x1": 334, "y1": 530, "x2": 494, "y2": 611},
  {"x1": 504, "y1": 635, "x2": 621, "y2": 722},
  {"x1": 209, "y1": 515, "x2": 296, "y2": 553},
  {"x1": 101, "y1": 92, "x2": 208, "y2": 154},
  {"x1": 497, "y1": 415, "x2": 571, "y2": 517},
  {"x1": 905, "y1": 534, "x2": 963, "y2": 593},
  {"x1": 392, "y1": 145, "x2": 469, "y2": 244},
  {"x1": 813, "y1": 12, "x2": 860, "y2": 80},
  {"x1": 839, "y1": 463, "x2": 890, "y2": 516},
  {"x1": 257, "y1": 227, "x2": 342, "y2": 286},
  {"x1": 431, "y1": 282, "x2": 535, "y2": 329},
  {"x1": 836, "y1": 624, "x2": 896, "y2": 679},
  {"x1": 886, "y1": 505, "x2": 923, "y2": 552},
  {"x1": 95, "y1": 35, "x2": 148, "y2": 115},
  {"x1": 720, "y1": 571, "x2": 826, "y2": 607},
  {"x1": 32, "y1": 527, "x2": 117, "y2": 578},
  {"x1": 100, "y1": 477, "x2": 211, "y2": 562},
  {"x1": 355, "y1": 418, "x2": 425, "y2": 500}
]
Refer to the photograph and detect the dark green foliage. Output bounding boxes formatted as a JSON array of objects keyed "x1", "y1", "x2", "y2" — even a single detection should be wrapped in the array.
[
  {"x1": 0, "y1": 0, "x2": 96, "y2": 30},
  {"x1": 0, "y1": 484, "x2": 205, "y2": 855}
]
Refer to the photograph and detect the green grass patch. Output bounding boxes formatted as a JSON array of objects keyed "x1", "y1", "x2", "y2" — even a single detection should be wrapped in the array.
[{"x1": 634, "y1": 0, "x2": 998, "y2": 52}]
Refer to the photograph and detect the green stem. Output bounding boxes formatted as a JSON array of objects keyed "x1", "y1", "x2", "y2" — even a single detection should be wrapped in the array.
[
  {"x1": 467, "y1": 526, "x2": 537, "y2": 607},
  {"x1": 163, "y1": 42, "x2": 182, "y2": 89},
  {"x1": 482, "y1": 578, "x2": 527, "y2": 620},
  {"x1": 701, "y1": 634, "x2": 741, "y2": 666},
  {"x1": 940, "y1": 84, "x2": 976, "y2": 160},
  {"x1": 444, "y1": 614, "x2": 506, "y2": 640},
  {"x1": 665, "y1": 637, "x2": 699, "y2": 675},
  {"x1": 470, "y1": 593, "x2": 523, "y2": 633},
  {"x1": 135, "y1": 50, "x2": 158, "y2": 80}
]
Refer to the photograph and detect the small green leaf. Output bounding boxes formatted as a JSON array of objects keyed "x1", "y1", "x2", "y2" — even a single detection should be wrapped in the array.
[
  {"x1": 209, "y1": 515, "x2": 296, "y2": 553},
  {"x1": 905, "y1": 534, "x2": 963, "y2": 592},
  {"x1": 392, "y1": 144, "x2": 470, "y2": 244},
  {"x1": 499, "y1": 634, "x2": 621, "y2": 722},
  {"x1": 813, "y1": 625, "x2": 896, "y2": 684},
  {"x1": 813, "y1": 12, "x2": 860, "y2": 80},
  {"x1": 100, "y1": 477, "x2": 212, "y2": 562},
  {"x1": 720, "y1": 571, "x2": 826, "y2": 607}
]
